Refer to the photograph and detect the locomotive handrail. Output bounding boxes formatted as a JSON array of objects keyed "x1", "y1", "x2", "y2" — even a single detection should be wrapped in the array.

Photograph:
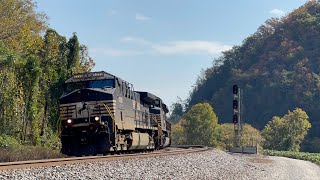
[
  {"x1": 101, "y1": 103, "x2": 115, "y2": 132},
  {"x1": 151, "y1": 115, "x2": 163, "y2": 146}
]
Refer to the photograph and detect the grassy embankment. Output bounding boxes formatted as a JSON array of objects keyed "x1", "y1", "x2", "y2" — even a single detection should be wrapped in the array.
[{"x1": 264, "y1": 150, "x2": 320, "y2": 165}]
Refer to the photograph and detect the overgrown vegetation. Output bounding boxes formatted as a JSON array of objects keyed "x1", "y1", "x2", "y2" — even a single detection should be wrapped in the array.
[
  {"x1": 0, "y1": 134, "x2": 63, "y2": 162},
  {"x1": 171, "y1": 104, "x2": 309, "y2": 153},
  {"x1": 171, "y1": 103, "x2": 263, "y2": 149},
  {"x1": 264, "y1": 149, "x2": 320, "y2": 165},
  {"x1": 0, "y1": 0, "x2": 94, "y2": 156},
  {"x1": 219, "y1": 123, "x2": 263, "y2": 150},
  {"x1": 186, "y1": 1, "x2": 320, "y2": 152},
  {"x1": 0, "y1": 146, "x2": 65, "y2": 162}
]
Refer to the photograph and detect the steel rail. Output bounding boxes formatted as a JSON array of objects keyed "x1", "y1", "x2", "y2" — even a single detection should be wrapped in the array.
[{"x1": 0, "y1": 147, "x2": 208, "y2": 170}]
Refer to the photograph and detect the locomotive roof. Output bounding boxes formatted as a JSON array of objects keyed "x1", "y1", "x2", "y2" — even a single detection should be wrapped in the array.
[
  {"x1": 65, "y1": 71, "x2": 122, "y2": 83},
  {"x1": 135, "y1": 91, "x2": 169, "y2": 113},
  {"x1": 135, "y1": 91, "x2": 160, "y2": 102},
  {"x1": 64, "y1": 71, "x2": 169, "y2": 112}
]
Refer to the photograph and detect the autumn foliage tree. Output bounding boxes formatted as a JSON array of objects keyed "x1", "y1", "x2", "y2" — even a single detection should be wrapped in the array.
[{"x1": 0, "y1": 0, "x2": 47, "y2": 53}]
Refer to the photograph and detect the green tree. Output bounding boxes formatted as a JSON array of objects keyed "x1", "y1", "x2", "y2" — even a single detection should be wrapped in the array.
[
  {"x1": 66, "y1": 32, "x2": 80, "y2": 74},
  {"x1": 169, "y1": 97, "x2": 185, "y2": 123},
  {"x1": 24, "y1": 56, "x2": 41, "y2": 145},
  {"x1": 262, "y1": 108, "x2": 311, "y2": 151},
  {"x1": 0, "y1": 1, "x2": 95, "y2": 149},
  {"x1": 184, "y1": 103, "x2": 219, "y2": 147},
  {"x1": 79, "y1": 45, "x2": 95, "y2": 72},
  {"x1": 40, "y1": 28, "x2": 68, "y2": 134},
  {"x1": 0, "y1": 44, "x2": 24, "y2": 136}
]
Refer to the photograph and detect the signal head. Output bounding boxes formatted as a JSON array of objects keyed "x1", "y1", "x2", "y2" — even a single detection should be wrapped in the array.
[
  {"x1": 233, "y1": 85, "x2": 238, "y2": 94},
  {"x1": 233, "y1": 99, "x2": 238, "y2": 109},
  {"x1": 233, "y1": 114, "x2": 238, "y2": 124}
]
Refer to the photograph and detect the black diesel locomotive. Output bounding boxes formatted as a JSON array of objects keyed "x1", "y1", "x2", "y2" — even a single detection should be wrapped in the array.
[{"x1": 60, "y1": 71, "x2": 171, "y2": 156}]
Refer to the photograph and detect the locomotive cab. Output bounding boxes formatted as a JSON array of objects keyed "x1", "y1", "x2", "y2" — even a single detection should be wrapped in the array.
[{"x1": 60, "y1": 72, "x2": 117, "y2": 155}]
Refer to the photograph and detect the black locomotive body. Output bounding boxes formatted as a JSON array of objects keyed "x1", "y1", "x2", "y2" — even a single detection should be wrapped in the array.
[{"x1": 60, "y1": 71, "x2": 171, "y2": 156}]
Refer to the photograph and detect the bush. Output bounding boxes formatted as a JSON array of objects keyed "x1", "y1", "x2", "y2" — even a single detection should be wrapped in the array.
[
  {"x1": 41, "y1": 128, "x2": 61, "y2": 150},
  {"x1": 0, "y1": 134, "x2": 21, "y2": 149},
  {"x1": 219, "y1": 123, "x2": 264, "y2": 150},
  {"x1": 171, "y1": 119, "x2": 187, "y2": 145}
]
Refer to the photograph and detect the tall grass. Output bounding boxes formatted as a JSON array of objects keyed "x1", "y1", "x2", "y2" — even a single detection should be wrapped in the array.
[{"x1": 0, "y1": 146, "x2": 65, "y2": 162}]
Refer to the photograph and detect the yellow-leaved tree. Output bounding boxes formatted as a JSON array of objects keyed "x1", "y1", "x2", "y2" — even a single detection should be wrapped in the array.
[
  {"x1": 262, "y1": 108, "x2": 311, "y2": 151},
  {"x1": 0, "y1": 0, "x2": 47, "y2": 53}
]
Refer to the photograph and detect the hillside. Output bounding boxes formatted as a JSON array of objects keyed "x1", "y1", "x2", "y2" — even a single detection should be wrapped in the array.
[{"x1": 187, "y1": 1, "x2": 320, "y2": 152}]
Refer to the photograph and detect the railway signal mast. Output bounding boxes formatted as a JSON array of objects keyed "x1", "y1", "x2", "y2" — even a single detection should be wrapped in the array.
[
  {"x1": 233, "y1": 85, "x2": 242, "y2": 147},
  {"x1": 230, "y1": 85, "x2": 257, "y2": 154}
]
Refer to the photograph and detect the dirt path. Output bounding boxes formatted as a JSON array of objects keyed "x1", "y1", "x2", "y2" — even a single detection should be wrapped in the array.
[{"x1": 263, "y1": 156, "x2": 320, "y2": 180}]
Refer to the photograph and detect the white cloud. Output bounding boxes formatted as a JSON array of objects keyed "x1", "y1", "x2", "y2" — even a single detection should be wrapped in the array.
[
  {"x1": 91, "y1": 37, "x2": 232, "y2": 57},
  {"x1": 122, "y1": 36, "x2": 232, "y2": 55},
  {"x1": 269, "y1": 9, "x2": 285, "y2": 17},
  {"x1": 110, "y1": 9, "x2": 117, "y2": 15},
  {"x1": 90, "y1": 48, "x2": 143, "y2": 57},
  {"x1": 152, "y1": 41, "x2": 232, "y2": 55},
  {"x1": 121, "y1": 36, "x2": 151, "y2": 45},
  {"x1": 135, "y1": 13, "x2": 151, "y2": 21}
]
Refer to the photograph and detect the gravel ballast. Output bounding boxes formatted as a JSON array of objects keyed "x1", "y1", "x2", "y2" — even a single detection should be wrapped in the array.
[{"x1": 0, "y1": 149, "x2": 319, "y2": 180}]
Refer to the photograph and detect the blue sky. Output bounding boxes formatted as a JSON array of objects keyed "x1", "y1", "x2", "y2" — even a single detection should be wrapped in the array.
[{"x1": 36, "y1": 0, "x2": 308, "y2": 109}]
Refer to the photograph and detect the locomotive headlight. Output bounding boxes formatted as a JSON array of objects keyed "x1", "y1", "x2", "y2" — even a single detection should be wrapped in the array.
[
  {"x1": 95, "y1": 116, "x2": 100, "y2": 121},
  {"x1": 67, "y1": 119, "x2": 72, "y2": 124}
]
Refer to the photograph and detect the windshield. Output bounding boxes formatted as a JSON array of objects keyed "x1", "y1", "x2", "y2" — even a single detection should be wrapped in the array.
[
  {"x1": 88, "y1": 80, "x2": 114, "y2": 88},
  {"x1": 65, "y1": 79, "x2": 115, "y2": 93}
]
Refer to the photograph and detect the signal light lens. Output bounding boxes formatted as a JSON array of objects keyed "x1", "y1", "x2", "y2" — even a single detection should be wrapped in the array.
[
  {"x1": 233, "y1": 100, "x2": 238, "y2": 109},
  {"x1": 233, "y1": 114, "x2": 238, "y2": 124}
]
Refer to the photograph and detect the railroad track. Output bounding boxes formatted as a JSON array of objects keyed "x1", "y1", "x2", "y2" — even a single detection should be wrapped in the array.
[{"x1": 0, "y1": 146, "x2": 208, "y2": 170}]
